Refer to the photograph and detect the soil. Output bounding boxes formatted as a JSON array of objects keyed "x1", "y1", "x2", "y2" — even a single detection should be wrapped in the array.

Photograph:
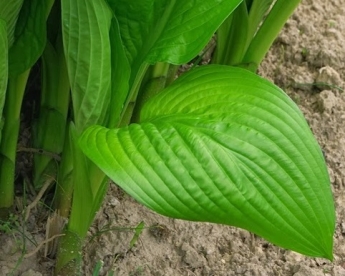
[{"x1": 1, "y1": 0, "x2": 345, "y2": 275}]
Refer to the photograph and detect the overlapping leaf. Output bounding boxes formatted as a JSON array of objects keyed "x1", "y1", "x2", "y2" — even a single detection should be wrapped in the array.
[
  {"x1": 106, "y1": 0, "x2": 242, "y2": 127},
  {"x1": 80, "y1": 65, "x2": 335, "y2": 258},
  {"x1": 8, "y1": 0, "x2": 53, "y2": 76},
  {"x1": 0, "y1": 0, "x2": 24, "y2": 47},
  {"x1": 61, "y1": 0, "x2": 113, "y2": 132},
  {"x1": 107, "y1": 0, "x2": 242, "y2": 67},
  {"x1": 107, "y1": 17, "x2": 131, "y2": 128}
]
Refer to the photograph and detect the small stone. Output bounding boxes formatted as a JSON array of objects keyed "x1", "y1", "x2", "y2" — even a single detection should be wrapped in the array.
[
  {"x1": 316, "y1": 90, "x2": 337, "y2": 113},
  {"x1": 293, "y1": 265, "x2": 325, "y2": 276},
  {"x1": 21, "y1": 270, "x2": 43, "y2": 276},
  {"x1": 336, "y1": 239, "x2": 345, "y2": 258},
  {"x1": 0, "y1": 264, "x2": 10, "y2": 275},
  {"x1": 181, "y1": 243, "x2": 206, "y2": 269},
  {"x1": 332, "y1": 266, "x2": 345, "y2": 276},
  {"x1": 284, "y1": 251, "x2": 304, "y2": 263},
  {"x1": 108, "y1": 197, "x2": 120, "y2": 207}
]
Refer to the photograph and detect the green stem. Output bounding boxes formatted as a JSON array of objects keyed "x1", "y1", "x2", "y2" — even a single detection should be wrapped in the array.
[
  {"x1": 33, "y1": 37, "x2": 70, "y2": 189},
  {"x1": 165, "y1": 64, "x2": 179, "y2": 86},
  {"x1": 131, "y1": 62, "x2": 170, "y2": 123},
  {"x1": 245, "y1": 0, "x2": 274, "y2": 50},
  {"x1": 55, "y1": 123, "x2": 109, "y2": 274},
  {"x1": 211, "y1": 1, "x2": 250, "y2": 66},
  {"x1": 242, "y1": 0, "x2": 301, "y2": 72},
  {"x1": 118, "y1": 63, "x2": 149, "y2": 127},
  {"x1": 54, "y1": 124, "x2": 74, "y2": 218},
  {"x1": 224, "y1": 2, "x2": 249, "y2": 65},
  {"x1": 211, "y1": 13, "x2": 234, "y2": 64},
  {"x1": 55, "y1": 171, "x2": 108, "y2": 275},
  {"x1": 151, "y1": 62, "x2": 170, "y2": 79},
  {"x1": 0, "y1": 69, "x2": 30, "y2": 216},
  {"x1": 55, "y1": 229, "x2": 82, "y2": 276}
]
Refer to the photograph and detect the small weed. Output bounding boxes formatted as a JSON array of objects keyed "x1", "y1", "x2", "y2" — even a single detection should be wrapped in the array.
[
  {"x1": 293, "y1": 81, "x2": 343, "y2": 92},
  {"x1": 301, "y1": 47, "x2": 309, "y2": 58},
  {"x1": 328, "y1": 20, "x2": 336, "y2": 28},
  {"x1": 129, "y1": 222, "x2": 145, "y2": 250},
  {"x1": 90, "y1": 259, "x2": 116, "y2": 276},
  {"x1": 0, "y1": 213, "x2": 20, "y2": 234}
]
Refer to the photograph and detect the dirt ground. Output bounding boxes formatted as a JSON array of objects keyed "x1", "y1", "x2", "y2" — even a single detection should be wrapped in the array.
[{"x1": 1, "y1": 0, "x2": 345, "y2": 275}]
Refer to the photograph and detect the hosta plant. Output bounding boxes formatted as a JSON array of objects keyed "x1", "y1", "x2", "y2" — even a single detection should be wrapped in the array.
[{"x1": 0, "y1": 0, "x2": 335, "y2": 275}]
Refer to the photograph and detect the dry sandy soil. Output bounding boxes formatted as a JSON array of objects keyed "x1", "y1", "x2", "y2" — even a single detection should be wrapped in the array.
[{"x1": 1, "y1": 0, "x2": 345, "y2": 275}]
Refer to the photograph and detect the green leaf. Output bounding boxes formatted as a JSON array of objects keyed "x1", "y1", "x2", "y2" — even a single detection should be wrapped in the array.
[
  {"x1": 107, "y1": 17, "x2": 131, "y2": 128},
  {"x1": 61, "y1": 0, "x2": 113, "y2": 132},
  {"x1": 80, "y1": 65, "x2": 335, "y2": 259},
  {"x1": 8, "y1": 0, "x2": 54, "y2": 76},
  {"x1": 0, "y1": 0, "x2": 24, "y2": 47},
  {"x1": 107, "y1": 0, "x2": 242, "y2": 127},
  {"x1": 108, "y1": 0, "x2": 242, "y2": 67},
  {"x1": 0, "y1": 19, "x2": 8, "y2": 144}
]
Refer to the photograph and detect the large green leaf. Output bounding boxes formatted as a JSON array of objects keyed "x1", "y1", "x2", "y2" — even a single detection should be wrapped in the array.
[
  {"x1": 80, "y1": 65, "x2": 335, "y2": 259},
  {"x1": 61, "y1": 0, "x2": 113, "y2": 132}
]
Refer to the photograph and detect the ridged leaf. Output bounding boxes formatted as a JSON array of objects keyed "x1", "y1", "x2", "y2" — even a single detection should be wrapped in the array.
[
  {"x1": 61, "y1": 0, "x2": 113, "y2": 132},
  {"x1": 80, "y1": 65, "x2": 335, "y2": 259},
  {"x1": 105, "y1": 0, "x2": 242, "y2": 127},
  {"x1": 107, "y1": 0, "x2": 242, "y2": 66}
]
